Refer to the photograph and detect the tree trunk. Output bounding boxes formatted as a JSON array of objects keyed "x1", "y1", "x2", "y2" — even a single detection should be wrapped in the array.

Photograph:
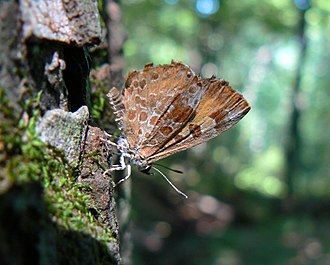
[
  {"x1": 0, "y1": 0, "x2": 125, "y2": 264},
  {"x1": 283, "y1": 5, "x2": 309, "y2": 210}
]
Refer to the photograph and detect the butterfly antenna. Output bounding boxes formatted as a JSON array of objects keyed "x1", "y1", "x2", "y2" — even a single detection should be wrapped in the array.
[
  {"x1": 153, "y1": 163, "x2": 184, "y2": 174},
  {"x1": 151, "y1": 166, "x2": 188, "y2": 199}
]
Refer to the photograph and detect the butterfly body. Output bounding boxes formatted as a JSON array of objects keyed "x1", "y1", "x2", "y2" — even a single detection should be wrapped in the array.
[{"x1": 114, "y1": 136, "x2": 150, "y2": 172}]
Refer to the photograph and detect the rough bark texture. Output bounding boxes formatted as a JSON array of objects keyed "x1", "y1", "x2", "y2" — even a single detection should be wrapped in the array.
[
  {"x1": 78, "y1": 125, "x2": 121, "y2": 262},
  {"x1": 0, "y1": 0, "x2": 125, "y2": 264},
  {"x1": 20, "y1": 0, "x2": 101, "y2": 46}
]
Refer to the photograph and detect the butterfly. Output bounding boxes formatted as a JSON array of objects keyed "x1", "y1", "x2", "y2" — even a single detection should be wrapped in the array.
[{"x1": 107, "y1": 60, "x2": 250, "y2": 197}]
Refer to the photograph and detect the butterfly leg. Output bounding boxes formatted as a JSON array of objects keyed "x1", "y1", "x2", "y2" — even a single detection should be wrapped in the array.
[
  {"x1": 104, "y1": 153, "x2": 133, "y2": 187},
  {"x1": 104, "y1": 152, "x2": 127, "y2": 172},
  {"x1": 114, "y1": 163, "x2": 132, "y2": 187},
  {"x1": 113, "y1": 154, "x2": 132, "y2": 186}
]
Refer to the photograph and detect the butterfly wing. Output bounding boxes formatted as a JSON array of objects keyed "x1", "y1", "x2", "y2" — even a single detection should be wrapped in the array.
[
  {"x1": 146, "y1": 78, "x2": 251, "y2": 164},
  {"x1": 108, "y1": 61, "x2": 250, "y2": 165},
  {"x1": 113, "y1": 61, "x2": 208, "y2": 158}
]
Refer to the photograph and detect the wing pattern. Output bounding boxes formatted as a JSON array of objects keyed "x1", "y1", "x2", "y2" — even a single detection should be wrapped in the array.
[{"x1": 108, "y1": 60, "x2": 250, "y2": 167}]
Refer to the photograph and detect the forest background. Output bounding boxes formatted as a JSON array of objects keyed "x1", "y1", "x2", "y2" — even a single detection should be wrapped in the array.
[{"x1": 119, "y1": 0, "x2": 330, "y2": 264}]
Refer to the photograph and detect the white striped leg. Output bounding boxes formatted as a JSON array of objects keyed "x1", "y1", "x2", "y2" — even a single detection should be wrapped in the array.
[{"x1": 104, "y1": 154, "x2": 132, "y2": 187}]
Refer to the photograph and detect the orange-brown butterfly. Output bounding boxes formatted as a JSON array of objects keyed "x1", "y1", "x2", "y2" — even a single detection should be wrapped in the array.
[{"x1": 107, "y1": 60, "x2": 250, "y2": 197}]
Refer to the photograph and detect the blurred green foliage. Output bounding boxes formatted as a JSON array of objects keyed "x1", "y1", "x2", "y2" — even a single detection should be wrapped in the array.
[{"x1": 119, "y1": 0, "x2": 330, "y2": 264}]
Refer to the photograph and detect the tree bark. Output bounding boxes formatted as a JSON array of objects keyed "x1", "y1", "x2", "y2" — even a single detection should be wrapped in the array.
[{"x1": 0, "y1": 0, "x2": 125, "y2": 264}]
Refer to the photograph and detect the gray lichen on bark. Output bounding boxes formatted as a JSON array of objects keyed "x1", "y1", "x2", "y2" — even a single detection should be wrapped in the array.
[{"x1": 36, "y1": 106, "x2": 89, "y2": 168}]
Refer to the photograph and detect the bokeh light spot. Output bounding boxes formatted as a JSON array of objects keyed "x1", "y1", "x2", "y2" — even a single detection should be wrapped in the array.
[
  {"x1": 196, "y1": 0, "x2": 219, "y2": 16},
  {"x1": 294, "y1": 0, "x2": 310, "y2": 10}
]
